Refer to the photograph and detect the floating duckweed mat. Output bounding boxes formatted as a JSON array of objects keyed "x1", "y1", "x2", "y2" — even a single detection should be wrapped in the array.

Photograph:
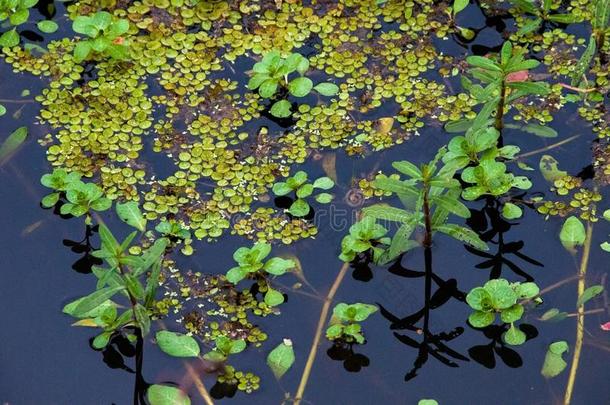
[{"x1": 1, "y1": 0, "x2": 609, "y2": 403}]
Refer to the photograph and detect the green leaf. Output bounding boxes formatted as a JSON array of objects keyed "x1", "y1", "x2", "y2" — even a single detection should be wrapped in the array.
[
  {"x1": 0, "y1": 126, "x2": 27, "y2": 165},
  {"x1": 0, "y1": 29, "x2": 19, "y2": 48},
  {"x1": 468, "y1": 310, "x2": 495, "y2": 328},
  {"x1": 539, "y1": 155, "x2": 567, "y2": 182},
  {"x1": 313, "y1": 176, "x2": 334, "y2": 190},
  {"x1": 296, "y1": 56, "x2": 310, "y2": 75},
  {"x1": 272, "y1": 182, "x2": 293, "y2": 196},
  {"x1": 363, "y1": 204, "x2": 414, "y2": 223},
  {"x1": 63, "y1": 297, "x2": 115, "y2": 319},
  {"x1": 41, "y1": 192, "x2": 60, "y2": 208},
  {"x1": 313, "y1": 82, "x2": 339, "y2": 96},
  {"x1": 147, "y1": 385, "x2": 190, "y2": 405},
  {"x1": 457, "y1": 26, "x2": 475, "y2": 40},
  {"x1": 270, "y1": 100, "x2": 292, "y2": 118},
  {"x1": 466, "y1": 55, "x2": 502, "y2": 72},
  {"x1": 133, "y1": 238, "x2": 168, "y2": 276},
  {"x1": 69, "y1": 286, "x2": 125, "y2": 318},
  {"x1": 226, "y1": 266, "x2": 248, "y2": 284},
  {"x1": 372, "y1": 175, "x2": 419, "y2": 197},
  {"x1": 37, "y1": 20, "x2": 59, "y2": 33},
  {"x1": 507, "y1": 81, "x2": 550, "y2": 95},
  {"x1": 264, "y1": 257, "x2": 295, "y2": 275},
  {"x1": 502, "y1": 203, "x2": 523, "y2": 219},
  {"x1": 593, "y1": 0, "x2": 610, "y2": 31},
  {"x1": 10, "y1": 9, "x2": 29, "y2": 25},
  {"x1": 432, "y1": 195, "x2": 471, "y2": 218},
  {"x1": 315, "y1": 193, "x2": 333, "y2": 203},
  {"x1": 296, "y1": 184, "x2": 314, "y2": 198},
  {"x1": 264, "y1": 288, "x2": 285, "y2": 306},
  {"x1": 134, "y1": 303, "x2": 150, "y2": 336},
  {"x1": 156, "y1": 330, "x2": 200, "y2": 357},
  {"x1": 559, "y1": 216, "x2": 586, "y2": 251},
  {"x1": 116, "y1": 201, "x2": 147, "y2": 232},
  {"x1": 266, "y1": 339, "x2": 295, "y2": 379},
  {"x1": 259, "y1": 79, "x2": 278, "y2": 98},
  {"x1": 576, "y1": 285, "x2": 604, "y2": 307},
  {"x1": 288, "y1": 199, "x2": 310, "y2": 217},
  {"x1": 517, "y1": 18, "x2": 542, "y2": 35},
  {"x1": 92, "y1": 332, "x2": 112, "y2": 349},
  {"x1": 453, "y1": 0, "x2": 469, "y2": 15},
  {"x1": 288, "y1": 77, "x2": 313, "y2": 97},
  {"x1": 520, "y1": 123, "x2": 557, "y2": 138},
  {"x1": 540, "y1": 308, "x2": 569, "y2": 322},
  {"x1": 541, "y1": 341, "x2": 569, "y2": 378},
  {"x1": 434, "y1": 224, "x2": 488, "y2": 251},
  {"x1": 418, "y1": 400, "x2": 439, "y2": 405},
  {"x1": 392, "y1": 161, "x2": 423, "y2": 179},
  {"x1": 516, "y1": 282, "x2": 539, "y2": 299},
  {"x1": 500, "y1": 304, "x2": 524, "y2": 323},
  {"x1": 571, "y1": 36, "x2": 596, "y2": 87},
  {"x1": 466, "y1": 287, "x2": 493, "y2": 311},
  {"x1": 503, "y1": 324, "x2": 526, "y2": 345},
  {"x1": 484, "y1": 279, "x2": 518, "y2": 309},
  {"x1": 73, "y1": 41, "x2": 92, "y2": 62},
  {"x1": 547, "y1": 14, "x2": 579, "y2": 24}
]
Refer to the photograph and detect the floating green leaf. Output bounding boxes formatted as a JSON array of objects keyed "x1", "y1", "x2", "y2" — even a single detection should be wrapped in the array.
[
  {"x1": 116, "y1": 201, "x2": 147, "y2": 232},
  {"x1": 266, "y1": 339, "x2": 295, "y2": 379},
  {"x1": 156, "y1": 330, "x2": 200, "y2": 357},
  {"x1": 541, "y1": 341, "x2": 569, "y2": 378},
  {"x1": 0, "y1": 126, "x2": 27, "y2": 165},
  {"x1": 576, "y1": 285, "x2": 604, "y2": 307},
  {"x1": 559, "y1": 216, "x2": 586, "y2": 251},
  {"x1": 147, "y1": 385, "x2": 190, "y2": 405}
]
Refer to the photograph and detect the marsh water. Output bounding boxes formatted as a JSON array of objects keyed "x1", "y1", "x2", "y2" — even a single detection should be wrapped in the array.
[{"x1": 1, "y1": 1, "x2": 609, "y2": 404}]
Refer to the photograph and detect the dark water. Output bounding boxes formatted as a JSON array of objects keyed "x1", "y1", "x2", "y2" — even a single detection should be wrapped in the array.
[{"x1": 1, "y1": 2, "x2": 609, "y2": 405}]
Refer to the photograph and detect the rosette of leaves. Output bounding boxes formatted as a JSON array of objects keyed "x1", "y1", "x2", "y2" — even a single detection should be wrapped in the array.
[
  {"x1": 72, "y1": 11, "x2": 130, "y2": 62},
  {"x1": 63, "y1": 208, "x2": 168, "y2": 348},
  {"x1": 461, "y1": 158, "x2": 532, "y2": 201},
  {"x1": 203, "y1": 335, "x2": 247, "y2": 362},
  {"x1": 510, "y1": 0, "x2": 580, "y2": 35},
  {"x1": 466, "y1": 278, "x2": 539, "y2": 345},
  {"x1": 363, "y1": 148, "x2": 488, "y2": 265},
  {"x1": 225, "y1": 242, "x2": 295, "y2": 306},
  {"x1": 155, "y1": 220, "x2": 191, "y2": 241},
  {"x1": 326, "y1": 303, "x2": 378, "y2": 344},
  {"x1": 40, "y1": 168, "x2": 82, "y2": 208},
  {"x1": 0, "y1": 0, "x2": 38, "y2": 47},
  {"x1": 339, "y1": 216, "x2": 390, "y2": 262},
  {"x1": 272, "y1": 171, "x2": 334, "y2": 217},
  {"x1": 247, "y1": 51, "x2": 339, "y2": 118}
]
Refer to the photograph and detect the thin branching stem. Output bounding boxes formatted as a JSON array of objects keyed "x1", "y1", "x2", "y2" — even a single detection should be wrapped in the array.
[
  {"x1": 563, "y1": 221, "x2": 594, "y2": 405},
  {"x1": 184, "y1": 362, "x2": 215, "y2": 405},
  {"x1": 294, "y1": 261, "x2": 350, "y2": 404}
]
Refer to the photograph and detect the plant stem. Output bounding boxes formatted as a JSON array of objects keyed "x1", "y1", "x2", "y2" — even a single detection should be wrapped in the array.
[
  {"x1": 294, "y1": 261, "x2": 350, "y2": 404},
  {"x1": 495, "y1": 80, "x2": 506, "y2": 132},
  {"x1": 422, "y1": 185, "x2": 433, "y2": 331},
  {"x1": 515, "y1": 134, "x2": 581, "y2": 159},
  {"x1": 563, "y1": 221, "x2": 594, "y2": 405},
  {"x1": 134, "y1": 328, "x2": 145, "y2": 404},
  {"x1": 184, "y1": 361, "x2": 215, "y2": 405}
]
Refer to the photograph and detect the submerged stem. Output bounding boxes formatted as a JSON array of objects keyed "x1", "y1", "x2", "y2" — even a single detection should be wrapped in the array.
[
  {"x1": 294, "y1": 261, "x2": 350, "y2": 404},
  {"x1": 184, "y1": 362, "x2": 214, "y2": 405},
  {"x1": 563, "y1": 221, "x2": 594, "y2": 405}
]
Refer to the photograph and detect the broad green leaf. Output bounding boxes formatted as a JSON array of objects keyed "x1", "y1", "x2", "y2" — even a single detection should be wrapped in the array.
[
  {"x1": 468, "y1": 310, "x2": 495, "y2": 328},
  {"x1": 313, "y1": 176, "x2": 334, "y2": 190},
  {"x1": 288, "y1": 198, "x2": 310, "y2": 217},
  {"x1": 265, "y1": 288, "x2": 285, "y2": 306},
  {"x1": 571, "y1": 36, "x2": 596, "y2": 87},
  {"x1": 453, "y1": 0, "x2": 469, "y2": 15},
  {"x1": 466, "y1": 287, "x2": 492, "y2": 311},
  {"x1": 541, "y1": 341, "x2": 569, "y2": 378},
  {"x1": 444, "y1": 119, "x2": 475, "y2": 133},
  {"x1": 315, "y1": 193, "x2": 333, "y2": 203},
  {"x1": 503, "y1": 324, "x2": 526, "y2": 345},
  {"x1": 73, "y1": 41, "x2": 92, "y2": 62},
  {"x1": 69, "y1": 286, "x2": 125, "y2": 318},
  {"x1": 63, "y1": 297, "x2": 115, "y2": 319},
  {"x1": 502, "y1": 202, "x2": 523, "y2": 219},
  {"x1": 116, "y1": 201, "x2": 147, "y2": 231},
  {"x1": 266, "y1": 339, "x2": 295, "y2": 379},
  {"x1": 363, "y1": 204, "x2": 413, "y2": 223},
  {"x1": 270, "y1": 100, "x2": 292, "y2": 118},
  {"x1": 296, "y1": 184, "x2": 313, "y2": 198},
  {"x1": 313, "y1": 82, "x2": 339, "y2": 96},
  {"x1": 540, "y1": 308, "x2": 569, "y2": 322},
  {"x1": 0, "y1": 29, "x2": 19, "y2": 48},
  {"x1": 576, "y1": 285, "x2": 604, "y2": 307},
  {"x1": 288, "y1": 77, "x2": 313, "y2": 97},
  {"x1": 539, "y1": 155, "x2": 567, "y2": 182},
  {"x1": 507, "y1": 81, "x2": 550, "y2": 95},
  {"x1": 92, "y1": 332, "x2": 112, "y2": 349},
  {"x1": 434, "y1": 224, "x2": 488, "y2": 251},
  {"x1": 9, "y1": 9, "x2": 29, "y2": 25},
  {"x1": 272, "y1": 182, "x2": 293, "y2": 196},
  {"x1": 484, "y1": 279, "x2": 518, "y2": 309},
  {"x1": 0, "y1": 126, "x2": 27, "y2": 165},
  {"x1": 466, "y1": 55, "x2": 501, "y2": 72},
  {"x1": 147, "y1": 385, "x2": 190, "y2": 405},
  {"x1": 37, "y1": 20, "x2": 59, "y2": 33},
  {"x1": 520, "y1": 123, "x2": 557, "y2": 138},
  {"x1": 500, "y1": 41, "x2": 513, "y2": 66},
  {"x1": 156, "y1": 330, "x2": 200, "y2": 357},
  {"x1": 559, "y1": 216, "x2": 586, "y2": 251},
  {"x1": 372, "y1": 175, "x2": 419, "y2": 196},
  {"x1": 392, "y1": 161, "x2": 423, "y2": 179},
  {"x1": 264, "y1": 257, "x2": 295, "y2": 275},
  {"x1": 418, "y1": 400, "x2": 439, "y2": 405},
  {"x1": 432, "y1": 195, "x2": 471, "y2": 218},
  {"x1": 516, "y1": 282, "x2": 539, "y2": 298},
  {"x1": 500, "y1": 304, "x2": 524, "y2": 323},
  {"x1": 226, "y1": 266, "x2": 248, "y2": 284},
  {"x1": 259, "y1": 79, "x2": 278, "y2": 98},
  {"x1": 0, "y1": 104, "x2": 5, "y2": 116}
]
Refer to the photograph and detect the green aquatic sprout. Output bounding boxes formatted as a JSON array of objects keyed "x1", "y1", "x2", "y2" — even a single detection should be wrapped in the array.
[
  {"x1": 466, "y1": 278, "x2": 540, "y2": 345},
  {"x1": 63, "y1": 206, "x2": 168, "y2": 348},
  {"x1": 203, "y1": 335, "x2": 247, "y2": 362},
  {"x1": 40, "y1": 169, "x2": 82, "y2": 207},
  {"x1": 226, "y1": 242, "x2": 296, "y2": 306},
  {"x1": 0, "y1": 0, "x2": 38, "y2": 47},
  {"x1": 155, "y1": 219, "x2": 191, "y2": 240},
  {"x1": 450, "y1": 0, "x2": 475, "y2": 40},
  {"x1": 326, "y1": 302, "x2": 378, "y2": 344},
  {"x1": 364, "y1": 147, "x2": 487, "y2": 265},
  {"x1": 248, "y1": 51, "x2": 339, "y2": 118},
  {"x1": 461, "y1": 158, "x2": 532, "y2": 200},
  {"x1": 339, "y1": 216, "x2": 390, "y2": 263},
  {"x1": 72, "y1": 11, "x2": 130, "y2": 63},
  {"x1": 272, "y1": 171, "x2": 334, "y2": 217},
  {"x1": 462, "y1": 41, "x2": 551, "y2": 132},
  {"x1": 511, "y1": 0, "x2": 580, "y2": 35}
]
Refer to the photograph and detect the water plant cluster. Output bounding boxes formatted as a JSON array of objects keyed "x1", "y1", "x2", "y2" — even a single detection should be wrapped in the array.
[{"x1": 0, "y1": 0, "x2": 609, "y2": 404}]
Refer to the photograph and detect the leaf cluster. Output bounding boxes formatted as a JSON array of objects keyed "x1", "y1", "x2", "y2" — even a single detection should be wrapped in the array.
[
  {"x1": 326, "y1": 303, "x2": 378, "y2": 344},
  {"x1": 248, "y1": 51, "x2": 339, "y2": 118},
  {"x1": 339, "y1": 216, "x2": 390, "y2": 263},
  {"x1": 272, "y1": 170, "x2": 334, "y2": 217},
  {"x1": 511, "y1": 0, "x2": 580, "y2": 36},
  {"x1": 466, "y1": 278, "x2": 539, "y2": 345},
  {"x1": 0, "y1": 0, "x2": 37, "y2": 47},
  {"x1": 72, "y1": 11, "x2": 130, "y2": 62}
]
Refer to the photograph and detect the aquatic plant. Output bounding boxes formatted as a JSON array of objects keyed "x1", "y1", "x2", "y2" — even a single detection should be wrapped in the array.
[
  {"x1": 511, "y1": 0, "x2": 580, "y2": 35},
  {"x1": 0, "y1": 0, "x2": 37, "y2": 47},
  {"x1": 72, "y1": 11, "x2": 130, "y2": 62},
  {"x1": 248, "y1": 51, "x2": 339, "y2": 118},
  {"x1": 326, "y1": 303, "x2": 378, "y2": 344},
  {"x1": 466, "y1": 278, "x2": 540, "y2": 345},
  {"x1": 339, "y1": 216, "x2": 390, "y2": 263},
  {"x1": 272, "y1": 170, "x2": 334, "y2": 217}
]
